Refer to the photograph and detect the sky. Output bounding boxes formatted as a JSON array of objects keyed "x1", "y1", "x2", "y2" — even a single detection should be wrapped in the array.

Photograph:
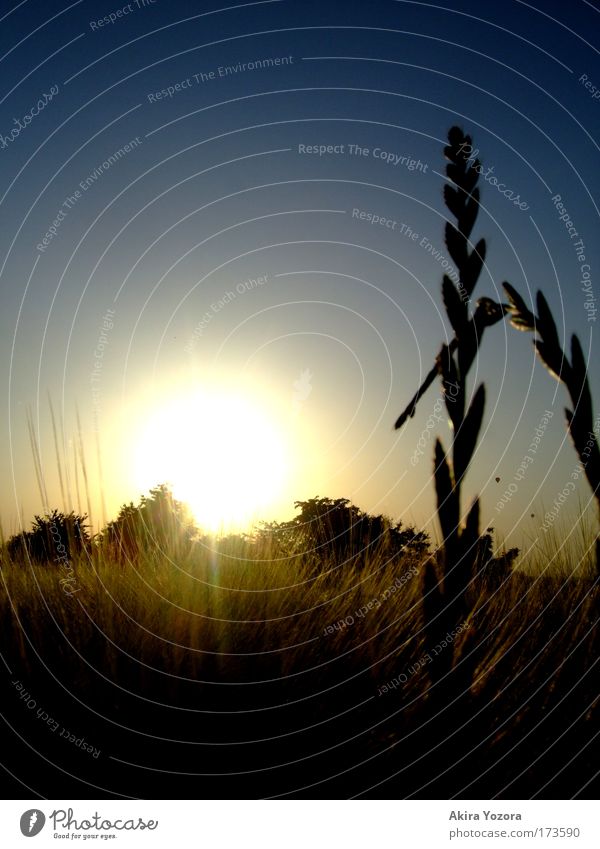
[{"x1": 1, "y1": 0, "x2": 599, "y2": 547}]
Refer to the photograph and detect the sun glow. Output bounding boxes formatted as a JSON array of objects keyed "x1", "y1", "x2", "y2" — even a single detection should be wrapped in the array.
[{"x1": 132, "y1": 385, "x2": 291, "y2": 533}]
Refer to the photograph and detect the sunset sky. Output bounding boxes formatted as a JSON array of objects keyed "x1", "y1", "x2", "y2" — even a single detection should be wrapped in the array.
[{"x1": 1, "y1": 0, "x2": 599, "y2": 546}]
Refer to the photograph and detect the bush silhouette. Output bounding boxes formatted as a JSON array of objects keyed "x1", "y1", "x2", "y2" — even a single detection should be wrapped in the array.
[
  {"x1": 261, "y1": 496, "x2": 429, "y2": 564},
  {"x1": 99, "y1": 484, "x2": 197, "y2": 561},
  {"x1": 7, "y1": 510, "x2": 90, "y2": 563}
]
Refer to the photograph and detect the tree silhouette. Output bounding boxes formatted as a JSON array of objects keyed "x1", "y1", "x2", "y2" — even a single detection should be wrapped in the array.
[
  {"x1": 7, "y1": 510, "x2": 90, "y2": 563},
  {"x1": 99, "y1": 484, "x2": 197, "y2": 561},
  {"x1": 261, "y1": 496, "x2": 428, "y2": 564}
]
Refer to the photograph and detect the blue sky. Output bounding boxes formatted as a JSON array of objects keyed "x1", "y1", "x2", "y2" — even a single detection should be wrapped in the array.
[{"x1": 1, "y1": 0, "x2": 599, "y2": 547}]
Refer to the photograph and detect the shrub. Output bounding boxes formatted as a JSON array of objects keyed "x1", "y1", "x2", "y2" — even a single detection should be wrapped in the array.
[
  {"x1": 98, "y1": 484, "x2": 197, "y2": 562},
  {"x1": 259, "y1": 496, "x2": 429, "y2": 565},
  {"x1": 6, "y1": 510, "x2": 90, "y2": 563}
]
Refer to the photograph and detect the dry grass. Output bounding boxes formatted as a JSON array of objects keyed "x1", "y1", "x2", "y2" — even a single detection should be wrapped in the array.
[{"x1": 1, "y1": 527, "x2": 597, "y2": 798}]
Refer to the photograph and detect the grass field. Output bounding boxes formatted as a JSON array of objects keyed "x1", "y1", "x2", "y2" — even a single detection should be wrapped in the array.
[{"x1": 1, "y1": 508, "x2": 598, "y2": 799}]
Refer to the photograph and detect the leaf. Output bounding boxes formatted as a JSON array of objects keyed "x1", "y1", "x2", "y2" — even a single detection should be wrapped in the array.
[
  {"x1": 535, "y1": 339, "x2": 567, "y2": 382},
  {"x1": 503, "y1": 282, "x2": 530, "y2": 314},
  {"x1": 445, "y1": 223, "x2": 468, "y2": 268},
  {"x1": 570, "y1": 334, "x2": 588, "y2": 384},
  {"x1": 461, "y1": 165, "x2": 479, "y2": 196},
  {"x1": 444, "y1": 185, "x2": 463, "y2": 219},
  {"x1": 454, "y1": 384, "x2": 485, "y2": 484},
  {"x1": 443, "y1": 143, "x2": 456, "y2": 160},
  {"x1": 457, "y1": 318, "x2": 480, "y2": 380},
  {"x1": 460, "y1": 189, "x2": 480, "y2": 240},
  {"x1": 474, "y1": 297, "x2": 507, "y2": 329},
  {"x1": 462, "y1": 238, "x2": 486, "y2": 296},
  {"x1": 446, "y1": 163, "x2": 463, "y2": 186},
  {"x1": 568, "y1": 334, "x2": 593, "y2": 423},
  {"x1": 437, "y1": 344, "x2": 464, "y2": 427},
  {"x1": 502, "y1": 282, "x2": 535, "y2": 330},
  {"x1": 442, "y1": 276, "x2": 468, "y2": 336},
  {"x1": 448, "y1": 497, "x2": 480, "y2": 599},
  {"x1": 394, "y1": 402, "x2": 417, "y2": 431},
  {"x1": 508, "y1": 315, "x2": 535, "y2": 332},
  {"x1": 463, "y1": 497, "x2": 480, "y2": 550},
  {"x1": 536, "y1": 291, "x2": 562, "y2": 352},
  {"x1": 565, "y1": 407, "x2": 600, "y2": 497},
  {"x1": 447, "y1": 126, "x2": 466, "y2": 149},
  {"x1": 433, "y1": 438, "x2": 459, "y2": 543},
  {"x1": 393, "y1": 360, "x2": 440, "y2": 430}
]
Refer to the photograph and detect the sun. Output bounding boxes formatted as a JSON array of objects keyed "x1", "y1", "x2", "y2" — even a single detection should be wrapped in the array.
[{"x1": 132, "y1": 385, "x2": 290, "y2": 533}]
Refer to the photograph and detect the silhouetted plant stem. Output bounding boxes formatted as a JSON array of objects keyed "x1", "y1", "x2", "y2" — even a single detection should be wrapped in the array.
[
  {"x1": 396, "y1": 126, "x2": 510, "y2": 704},
  {"x1": 504, "y1": 283, "x2": 600, "y2": 575}
]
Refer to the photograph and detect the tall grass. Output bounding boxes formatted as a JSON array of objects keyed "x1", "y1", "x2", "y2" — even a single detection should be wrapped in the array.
[{"x1": 1, "y1": 521, "x2": 597, "y2": 798}]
